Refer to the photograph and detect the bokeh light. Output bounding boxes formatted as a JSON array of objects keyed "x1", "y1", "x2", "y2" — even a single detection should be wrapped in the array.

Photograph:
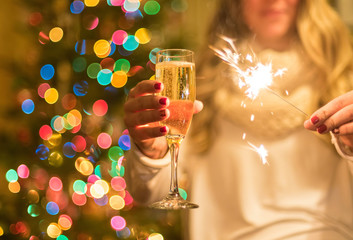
[
  {"x1": 85, "y1": 0, "x2": 100, "y2": 7},
  {"x1": 58, "y1": 215, "x2": 72, "y2": 231},
  {"x1": 48, "y1": 152, "x2": 64, "y2": 167},
  {"x1": 92, "y1": 99, "x2": 108, "y2": 116},
  {"x1": 46, "y1": 202, "x2": 60, "y2": 215},
  {"x1": 97, "y1": 133, "x2": 112, "y2": 149},
  {"x1": 38, "y1": 83, "x2": 51, "y2": 98},
  {"x1": 47, "y1": 223, "x2": 62, "y2": 238},
  {"x1": 22, "y1": 99, "x2": 35, "y2": 114},
  {"x1": 108, "y1": 146, "x2": 124, "y2": 161},
  {"x1": 39, "y1": 125, "x2": 53, "y2": 140},
  {"x1": 94, "y1": 39, "x2": 111, "y2": 58},
  {"x1": 72, "y1": 57, "x2": 87, "y2": 73},
  {"x1": 109, "y1": 195, "x2": 125, "y2": 210},
  {"x1": 123, "y1": 0, "x2": 140, "y2": 12},
  {"x1": 135, "y1": 28, "x2": 152, "y2": 44},
  {"x1": 83, "y1": 14, "x2": 99, "y2": 30},
  {"x1": 49, "y1": 27, "x2": 64, "y2": 42},
  {"x1": 111, "y1": 216, "x2": 126, "y2": 231},
  {"x1": 122, "y1": 35, "x2": 139, "y2": 51},
  {"x1": 114, "y1": 59, "x2": 130, "y2": 73},
  {"x1": 75, "y1": 40, "x2": 86, "y2": 55},
  {"x1": 73, "y1": 80, "x2": 89, "y2": 96},
  {"x1": 27, "y1": 204, "x2": 41, "y2": 217},
  {"x1": 148, "y1": 233, "x2": 164, "y2": 240},
  {"x1": 149, "y1": 48, "x2": 161, "y2": 64},
  {"x1": 8, "y1": 181, "x2": 21, "y2": 193},
  {"x1": 49, "y1": 177, "x2": 63, "y2": 191},
  {"x1": 87, "y1": 63, "x2": 101, "y2": 79},
  {"x1": 70, "y1": 0, "x2": 85, "y2": 14},
  {"x1": 97, "y1": 69, "x2": 113, "y2": 86},
  {"x1": 40, "y1": 64, "x2": 55, "y2": 80},
  {"x1": 111, "y1": 71, "x2": 128, "y2": 88},
  {"x1": 44, "y1": 88, "x2": 59, "y2": 104},
  {"x1": 144, "y1": 1, "x2": 160, "y2": 15},
  {"x1": 36, "y1": 144, "x2": 50, "y2": 160},
  {"x1": 17, "y1": 164, "x2": 30, "y2": 179},
  {"x1": 6, "y1": 169, "x2": 18, "y2": 182},
  {"x1": 112, "y1": 30, "x2": 128, "y2": 45}
]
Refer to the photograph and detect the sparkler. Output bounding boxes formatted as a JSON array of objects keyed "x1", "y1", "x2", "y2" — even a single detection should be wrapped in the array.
[
  {"x1": 210, "y1": 36, "x2": 308, "y2": 116},
  {"x1": 211, "y1": 36, "x2": 309, "y2": 164},
  {"x1": 247, "y1": 142, "x2": 269, "y2": 165}
]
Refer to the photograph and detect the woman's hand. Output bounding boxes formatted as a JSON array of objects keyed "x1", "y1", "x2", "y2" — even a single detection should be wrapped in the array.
[
  {"x1": 303, "y1": 90, "x2": 353, "y2": 148},
  {"x1": 124, "y1": 80, "x2": 203, "y2": 159}
]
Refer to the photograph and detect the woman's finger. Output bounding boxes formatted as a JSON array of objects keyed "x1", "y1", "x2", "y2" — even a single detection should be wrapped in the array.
[
  {"x1": 128, "y1": 80, "x2": 163, "y2": 99},
  {"x1": 124, "y1": 109, "x2": 170, "y2": 128},
  {"x1": 124, "y1": 95, "x2": 169, "y2": 113},
  {"x1": 334, "y1": 120, "x2": 353, "y2": 135},
  {"x1": 304, "y1": 90, "x2": 353, "y2": 130},
  {"x1": 315, "y1": 104, "x2": 353, "y2": 134},
  {"x1": 194, "y1": 100, "x2": 204, "y2": 114},
  {"x1": 129, "y1": 125, "x2": 169, "y2": 141}
]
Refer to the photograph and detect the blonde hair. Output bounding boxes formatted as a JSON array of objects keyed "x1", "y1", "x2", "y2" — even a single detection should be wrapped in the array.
[
  {"x1": 297, "y1": 0, "x2": 353, "y2": 102},
  {"x1": 191, "y1": 0, "x2": 353, "y2": 153}
]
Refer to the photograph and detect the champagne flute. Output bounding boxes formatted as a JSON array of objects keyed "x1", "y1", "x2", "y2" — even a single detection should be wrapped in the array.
[{"x1": 150, "y1": 49, "x2": 199, "y2": 209}]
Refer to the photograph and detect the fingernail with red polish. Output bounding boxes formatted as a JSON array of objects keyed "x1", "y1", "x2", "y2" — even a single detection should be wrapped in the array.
[
  {"x1": 317, "y1": 124, "x2": 327, "y2": 134},
  {"x1": 160, "y1": 110, "x2": 166, "y2": 117},
  {"x1": 160, "y1": 126, "x2": 167, "y2": 133},
  {"x1": 159, "y1": 97, "x2": 167, "y2": 105},
  {"x1": 154, "y1": 83, "x2": 162, "y2": 90},
  {"x1": 311, "y1": 116, "x2": 319, "y2": 125}
]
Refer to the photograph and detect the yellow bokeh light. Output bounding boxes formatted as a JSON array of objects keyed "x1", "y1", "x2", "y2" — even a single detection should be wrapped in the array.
[
  {"x1": 111, "y1": 71, "x2": 128, "y2": 88},
  {"x1": 69, "y1": 109, "x2": 82, "y2": 125},
  {"x1": 48, "y1": 133, "x2": 62, "y2": 147},
  {"x1": 27, "y1": 189, "x2": 40, "y2": 203},
  {"x1": 49, "y1": 27, "x2": 64, "y2": 42},
  {"x1": 8, "y1": 181, "x2": 20, "y2": 193},
  {"x1": 0, "y1": 226, "x2": 3, "y2": 236},
  {"x1": 44, "y1": 88, "x2": 59, "y2": 104},
  {"x1": 90, "y1": 183, "x2": 105, "y2": 199},
  {"x1": 85, "y1": 0, "x2": 99, "y2": 7},
  {"x1": 75, "y1": 157, "x2": 86, "y2": 170},
  {"x1": 94, "y1": 39, "x2": 111, "y2": 58},
  {"x1": 135, "y1": 28, "x2": 151, "y2": 44},
  {"x1": 48, "y1": 152, "x2": 64, "y2": 167},
  {"x1": 78, "y1": 160, "x2": 94, "y2": 176},
  {"x1": 58, "y1": 215, "x2": 72, "y2": 231},
  {"x1": 95, "y1": 180, "x2": 109, "y2": 194},
  {"x1": 148, "y1": 233, "x2": 164, "y2": 240},
  {"x1": 66, "y1": 112, "x2": 79, "y2": 127},
  {"x1": 47, "y1": 223, "x2": 62, "y2": 238},
  {"x1": 109, "y1": 195, "x2": 125, "y2": 210}
]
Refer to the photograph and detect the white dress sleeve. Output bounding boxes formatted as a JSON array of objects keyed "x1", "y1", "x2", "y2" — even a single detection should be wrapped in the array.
[{"x1": 124, "y1": 140, "x2": 171, "y2": 206}]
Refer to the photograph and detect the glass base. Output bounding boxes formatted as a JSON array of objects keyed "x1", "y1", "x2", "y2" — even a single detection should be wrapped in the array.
[{"x1": 149, "y1": 194, "x2": 199, "y2": 210}]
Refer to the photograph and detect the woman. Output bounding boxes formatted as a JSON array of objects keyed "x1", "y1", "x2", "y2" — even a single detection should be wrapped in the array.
[{"x1": 123, "y1": 0, "x2": 353, "y2": 239}]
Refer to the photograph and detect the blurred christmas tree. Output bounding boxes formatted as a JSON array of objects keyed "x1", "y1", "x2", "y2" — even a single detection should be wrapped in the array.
[{"x1": 0, "y1": 0, "x2": 197, "y2": 239}]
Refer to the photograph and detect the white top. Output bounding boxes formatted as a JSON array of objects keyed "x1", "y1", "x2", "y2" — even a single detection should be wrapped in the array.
[
  {"x1": 125, "y1": 118, "x2": 353, "y2": 240},
  {"x1": 124, "y1": 47, "x2": 353, "y2": 240}
]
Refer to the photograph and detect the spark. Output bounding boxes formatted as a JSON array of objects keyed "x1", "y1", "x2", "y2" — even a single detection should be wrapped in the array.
[
  {"x1": 210, "y1": 36, "x2": 308, "y2": 116},
  {"x1": 247, "y1": 142, "x2": 269, "y2": 165}
]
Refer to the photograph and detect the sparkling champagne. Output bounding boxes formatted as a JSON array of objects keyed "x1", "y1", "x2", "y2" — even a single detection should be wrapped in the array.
[{"x1": 156, "y1": 61, "x2": 196, "y2": 142}]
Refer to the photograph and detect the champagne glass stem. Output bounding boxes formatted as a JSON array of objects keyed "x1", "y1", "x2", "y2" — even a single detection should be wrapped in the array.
[{"x1": 169, "y1": 141, "x2": 180, "y2": 196}]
